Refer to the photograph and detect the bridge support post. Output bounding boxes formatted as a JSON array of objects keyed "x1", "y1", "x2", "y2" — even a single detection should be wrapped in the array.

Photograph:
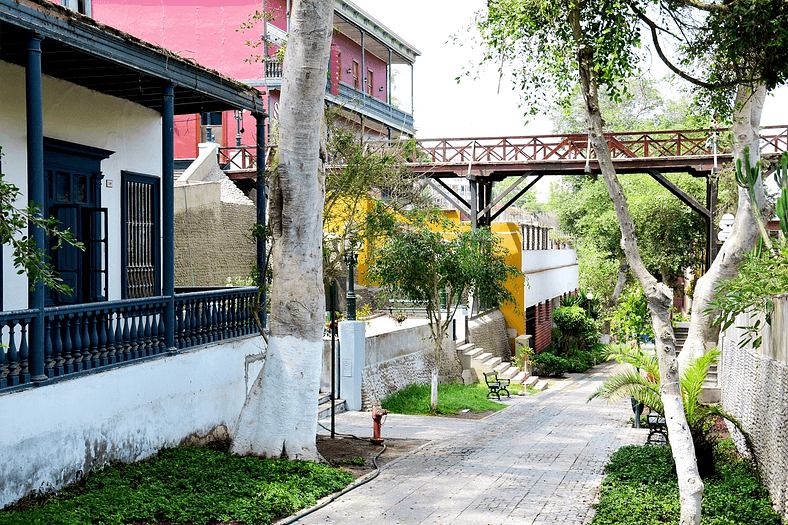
[
  {"x1": 706, "y1": 173, "x2": 719, "y2": 271},
  {"x1": 470, "y1": 178, "x2": 478, "y2": 229}
]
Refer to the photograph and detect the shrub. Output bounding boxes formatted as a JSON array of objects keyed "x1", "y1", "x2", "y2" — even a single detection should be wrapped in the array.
[
  {"x1": 531, "y1": 350, "x2": 569, "y2": 377},
  {"x1": 592, "y1": 442, "x2": 781, "y2": 525},
  {"x1": 553, "y1": 305, "x2": 600, "y2": 353}
]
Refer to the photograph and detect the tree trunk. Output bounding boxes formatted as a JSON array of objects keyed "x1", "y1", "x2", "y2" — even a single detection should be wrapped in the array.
[
  {"x1": 608, "y1": 260, "x2": 628, "y2": 307},
  {"x1": 679, "y1": 83, "x2": 767, "y2": 366},
  {"x1": 231, "y1": 0, "x2": 334, "y2": 461},
  {"x1": 568, "y1": 8, "x2": 703, "y2": 524}
]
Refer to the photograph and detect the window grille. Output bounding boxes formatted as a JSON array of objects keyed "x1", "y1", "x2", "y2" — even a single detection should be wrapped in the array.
[{"x1": 124, "y1": 176, "x2": 158, "y2": 298}]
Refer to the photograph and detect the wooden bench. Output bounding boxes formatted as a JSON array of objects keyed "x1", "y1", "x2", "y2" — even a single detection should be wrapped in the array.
[{"x1": 483, "y1": 372, "x2": 510, "y2": 400}]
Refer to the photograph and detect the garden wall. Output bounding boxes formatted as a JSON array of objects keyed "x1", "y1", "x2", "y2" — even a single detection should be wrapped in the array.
[
  {"x1": 720, "y1": 293, "x2": 788, "y2": 520},
  {"x1": 322, "y1": 316, "x2": 463, "y2": 410},
  {"x1": 468, "y1": 309, "x2": 512, "y2": 361},
  {"x1": 0, "y1": 336, "x2": 266, "y2": 509},
  {"x1": 174, "y1": 192, "x2": 256, "y2": 287}
]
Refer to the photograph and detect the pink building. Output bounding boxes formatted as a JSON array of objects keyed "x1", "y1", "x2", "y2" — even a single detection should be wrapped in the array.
[{"x1": 74, "y1": 0, "x2": 418, "y2": 164}]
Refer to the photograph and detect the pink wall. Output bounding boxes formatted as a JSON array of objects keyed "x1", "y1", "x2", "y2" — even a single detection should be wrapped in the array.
[
  {"x1": 92, "y1": 0, "x2": 286, "y2": 81},
  {"x1": 92, "y1": 0, "x2": 392, "y2": 157},
  {"x1": 332, "y1": 31, "x2": 388, "y2": 103}
]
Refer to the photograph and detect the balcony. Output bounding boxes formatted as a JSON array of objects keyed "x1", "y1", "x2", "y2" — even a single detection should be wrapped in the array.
[
  {"x1": 331, "y1": 82, "x2": 414, "y2": 133},
  {"x1": 0, "y1": 287, "x2": 259, "y2": 393},
  {"x1": 261, "y1": 58, "x2": 414, "y2": 134}
]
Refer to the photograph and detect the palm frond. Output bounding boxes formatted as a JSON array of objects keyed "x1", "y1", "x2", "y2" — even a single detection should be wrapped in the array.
[
  {"x1": 589, "y1": 368, "x2": 663, "y2": 413},
  {"x1": 680, "y1": 349, "x2": 720, "y2": 425}
]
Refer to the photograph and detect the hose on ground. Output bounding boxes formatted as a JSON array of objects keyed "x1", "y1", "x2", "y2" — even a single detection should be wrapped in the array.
[{"x1": 277, "y1": 443, "x2": 387, "y2": 524}]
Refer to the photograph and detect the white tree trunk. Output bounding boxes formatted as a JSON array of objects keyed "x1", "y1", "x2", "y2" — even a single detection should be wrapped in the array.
[
  {"x1": 679, "y1": 84, "x2": 767, "y2": 366},
  {"x1": 232, "y1": 0, "x2": 334, "y2": 461},
  {"x1": 569, "y1": 10, "x2": 703, "y2": 523}
]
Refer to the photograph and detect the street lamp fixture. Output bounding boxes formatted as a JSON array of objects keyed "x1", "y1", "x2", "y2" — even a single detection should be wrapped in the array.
[
  {"x1": 344, "y1": 236, "x2": 358, "y2": 321},
  {"x1": 586, "y1": 291, "x2": 593, "y2": 317}
]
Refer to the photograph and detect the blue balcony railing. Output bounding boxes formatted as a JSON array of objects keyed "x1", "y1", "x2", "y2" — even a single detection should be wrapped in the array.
[
  {"x1": 0, "y1": 287, "x2": 259, "y2": 394},
  {"x1": 334, "y1": 82, "x2": 414, "y2": 131}
]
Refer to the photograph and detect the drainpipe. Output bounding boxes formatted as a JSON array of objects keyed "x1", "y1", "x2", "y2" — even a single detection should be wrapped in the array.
[
  {"x1": 26, "y1": 34, "x2": 47, "y2": 383},
  {"x1": 162, "y1": 82, "x2": 176, "y2": 352}
]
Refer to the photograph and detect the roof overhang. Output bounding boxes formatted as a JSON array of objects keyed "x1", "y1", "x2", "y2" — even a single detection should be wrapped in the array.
[
  {"x1": 334, "y1": 0, "x2": 420, "y2": 65},
  {"x1": 0, "y1": 0, "x2": 265, "y2": 115}
]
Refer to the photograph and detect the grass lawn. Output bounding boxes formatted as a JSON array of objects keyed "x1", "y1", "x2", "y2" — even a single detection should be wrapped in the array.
[
  {"x1": 592, "y1": 440, "x2": 781, "y2": 525},
  {"x1": 381, "y1": 381, "x2": 525, "y2": 415},
  {"x1": 0, "y1": 441, "x2": 352, "y2": 525}
]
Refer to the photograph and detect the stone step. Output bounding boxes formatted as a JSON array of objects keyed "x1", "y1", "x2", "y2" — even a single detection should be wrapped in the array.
[
  {"x1": 533, "y1": 380, "x2": 549, "y2": 392},
  {"x1": 474, "y1": 352, "x2": 492, "y2": 363},
  {"x1": 480, "y1": 356, "x2": 502, "y2": 372},
  {"x1": 318, "y1": 395, "x2": 347, "y2": 420},
  {"x1": 524, "y1": 375, "x2": 539, "y2": 387},
  {"x1": 493, "y1": 362, "x2": 511, "y2": 375},
  {"x1": 460, "y1": 346, "x2": 482, "y2": 369},
  {"x1": 512, "y1": 371, "x2": 526, "y2": 383},
  {"x1": 499, "y1": 366, "x2": 519, "y2": 380},
  {"x1": 457, "y1": 342, "x2": 475, "y2": 353}
]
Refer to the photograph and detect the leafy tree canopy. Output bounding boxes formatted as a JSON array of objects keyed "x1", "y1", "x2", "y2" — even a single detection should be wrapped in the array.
[{"x1": 368, "y1": 220, "x2": 521, "y2": 351}]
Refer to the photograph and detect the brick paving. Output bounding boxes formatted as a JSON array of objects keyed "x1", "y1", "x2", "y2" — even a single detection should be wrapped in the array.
[{"x1": 303, "y1": 362, "x2": 644, "y2": 525}]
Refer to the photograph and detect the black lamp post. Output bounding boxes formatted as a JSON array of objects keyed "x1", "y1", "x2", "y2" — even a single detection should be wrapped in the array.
[
  {"x1": 234, "y1": 110, "x2": 244, "y2": 147},
  {"x1": 345, "y1": 243, "x2": 357, "y2": 321}
]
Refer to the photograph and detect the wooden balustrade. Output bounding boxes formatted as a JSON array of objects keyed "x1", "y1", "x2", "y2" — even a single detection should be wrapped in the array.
[{"x1": 0, "y1": 287, "x2": 259, "y2": 393}]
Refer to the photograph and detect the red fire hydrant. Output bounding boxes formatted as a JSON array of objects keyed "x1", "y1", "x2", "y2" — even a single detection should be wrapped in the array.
[{"x1": 371, "y1": 400, "x2": 389, "y2": 445}]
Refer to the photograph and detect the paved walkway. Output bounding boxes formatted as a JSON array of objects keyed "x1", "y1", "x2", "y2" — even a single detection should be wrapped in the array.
[{"x1": 303, "y1": 362, "x2": 645, "y2": 525}]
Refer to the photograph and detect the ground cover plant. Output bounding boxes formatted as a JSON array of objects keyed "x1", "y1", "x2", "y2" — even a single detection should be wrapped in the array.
[
  {"x1": 0, "y1": 441, "x2": 352, "y2": 525},
  {"x1": 381, "y1": 382, "x2": 521, "y2": 416},
  {"x1": 531, "y1": 342, "x2": 607, "y2": 376},
  {"x1": 592, "y1": 442, "x2": 781, "y2": 525}
]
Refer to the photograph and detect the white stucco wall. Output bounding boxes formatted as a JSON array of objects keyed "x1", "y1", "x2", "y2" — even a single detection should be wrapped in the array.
[
  {"x1": 0, "y1": 60, "x2": 162, "y2": 309},
  {"x1": 0, "y1": 335, "x2": 266, "y2": 508},
  {"x1": 522, "y1": 249, "x2": 579, "y2": 308}
]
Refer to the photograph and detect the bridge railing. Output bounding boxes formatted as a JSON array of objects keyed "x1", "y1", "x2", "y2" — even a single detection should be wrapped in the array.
[
  {"x1": 216, "y1": 125, "x2": 788, "y2": 172},
  {"x1": 372, "y1": 125, "x2": 788, "y2": 165}
]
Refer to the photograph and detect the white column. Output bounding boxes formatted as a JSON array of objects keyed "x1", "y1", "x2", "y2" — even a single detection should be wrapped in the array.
[{"x1": 338, "y1": 320, "x2": 365, "y2": 411}]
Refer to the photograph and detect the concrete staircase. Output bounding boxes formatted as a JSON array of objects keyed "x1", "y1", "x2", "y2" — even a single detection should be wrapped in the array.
[
  {"x1": 674, "y1": 322, "x2": 720, "y2": 403},
  {"x1": 456, "y1": 342, "x2": 547, "y2": 392},
  {"x1": 318, "y1": 392, "x2": 347, "y2": 420}
]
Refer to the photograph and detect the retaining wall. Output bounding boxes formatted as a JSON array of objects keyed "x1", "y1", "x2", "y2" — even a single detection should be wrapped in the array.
[
  {"x1": 0, "y1": 336, "x2": 266, "y2": 509},
  {"x1": 468, "y1": 309, "x2": 512, "y2": 361},
  {"x1": 174, "y1": 201, "x2": 256, "y2": 287},
  {"x1": 720, "y1": 294, "x2": 788, "y2": 520}
]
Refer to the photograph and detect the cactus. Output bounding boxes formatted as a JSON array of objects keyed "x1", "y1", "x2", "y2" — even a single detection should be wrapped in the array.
[
  {"x1": 734, "y1": 146, "x2": 774, "y2": 253},
  {"x1": 774, "y1": 152, "x2": 788, "y2": 237}
]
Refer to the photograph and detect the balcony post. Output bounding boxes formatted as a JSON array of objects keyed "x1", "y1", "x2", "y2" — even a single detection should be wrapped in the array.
[
  {"x1": 26, "y1": 33, "x2": 47, "y2": 384},
  {"x1": 162, "y1": 82, "x2": 176, "y2": 351},
  {"x1": 256, "y1": 112, "x2": 268, "y2": 329}
]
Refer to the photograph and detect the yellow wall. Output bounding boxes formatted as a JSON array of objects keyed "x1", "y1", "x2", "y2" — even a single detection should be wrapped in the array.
[{"x1": 327, "y1": 203, "x2": 525, "y2": 336}]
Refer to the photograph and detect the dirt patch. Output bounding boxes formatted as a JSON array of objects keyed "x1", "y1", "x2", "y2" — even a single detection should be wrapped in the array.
[{"x1": 316, "y1": 436, "x2": 426, "y2": 479}]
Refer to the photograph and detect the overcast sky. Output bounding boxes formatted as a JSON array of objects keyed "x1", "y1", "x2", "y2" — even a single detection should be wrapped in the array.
[{"x1": 352, "y1": 0, "x2": 788, "y2": 139}]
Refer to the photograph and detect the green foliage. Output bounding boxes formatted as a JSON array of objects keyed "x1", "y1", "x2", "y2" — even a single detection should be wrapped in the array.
[
  {"x1": 590, "y1": 346, "x2": 756, "y2": 477},
  {"x1": 322, "y1": 122, "x2": 433, "y2": 284},
  {"x1": 0, "y1": 146, "x2": 84, "y2": 295},
  {"x1": 462, "y1": 0, "x2": 641, "y2": 120},
  {"x1": 735, "y1": 146, "x2": 774, "y2": 253},
  {"x1": 368, "y1": 222, "x2": 520, "y2": 351},
  {"x1": 608, "y1": 285, "x2": 653, "y2": 343},
  {"x1": 772, "y1": 152, "x2": 788, "y2": 236},
  {"x1": 552, "y1": 305, "x2": 600, "y2": 353},
  {"x1": 530, "y1": 349, "x2": 570, "y2": 377},
  {"x1": 709, "y1": 243, "x2": 788, "y2": 349},
  {"x1": 592, "y1": 442, "x2": 781, "y2": 525},
  {"x1": 550, "y1": 174, "x2": 705, "y2": 306},
  {"x1": 550, "y1": 77, "x2": 705, "y2": 134},
  {"x1": 381, "y1": 382, "x2": 512, "y2": 415},
  {"x1": 0, "y1": 443, "x2": 352, "y2": 525}
]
